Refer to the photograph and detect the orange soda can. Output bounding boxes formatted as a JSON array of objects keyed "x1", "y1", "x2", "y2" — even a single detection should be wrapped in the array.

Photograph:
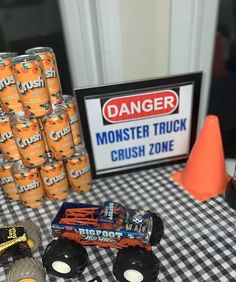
[
  {"x1": 0, "y1": 52, "x2": 23, "y2": 113},
  {"x1": 0, "y1": 111, "x2": 20, "y2": 161},
  {"x1": 40, "y1": 159, "x2": 69, "y2": 201},
  {"x1": 37, "y1": 117, "x2": 50, "y2": 154},
  {"x1": 25, "y1": 47, "x2": 63, "y2": 105},
  {"x1": 60, "y1": 95, "x2": 82, "y2": 148},
  {"x1": 0, "y1": 159, "x2": 20, "y2": 201},
  {"x1": 10, "y1": 111, "x2": 47, "y2": 167},
  {"x1": 11, "y1": 54, "x2": 52, "y2": 118},
  {"x1": 42, "y1": 105, "x2": 75, "y2": 160},
  {"x1": 65, "y1": 146, "x2": 92, "y2": 193},
  {"x1": 11, "y1": 160, "x2": 46, "y2": 208}
]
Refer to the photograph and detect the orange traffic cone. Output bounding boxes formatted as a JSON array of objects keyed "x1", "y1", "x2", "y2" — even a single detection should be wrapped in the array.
[{"x1": 171, "y1": 115, "x2": 228, "y2": 201}]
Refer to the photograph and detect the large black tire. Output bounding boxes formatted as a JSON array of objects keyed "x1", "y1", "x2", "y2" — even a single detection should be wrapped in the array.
[
  {"x1": 6, "y1": 257, "x2": 45, "y2": 282},
  {"x1": 150, "y1": 213, "x2": 164, "y2": 246},
  {"x1": 17, "y1": 220, "x2": 42, "y2": 253},
  {"x1": 113, "y1": 247, "x2": 159, "y2": 282},
  {"x1": 42, "y1": 237, "x2": 88, "y2": 278}
]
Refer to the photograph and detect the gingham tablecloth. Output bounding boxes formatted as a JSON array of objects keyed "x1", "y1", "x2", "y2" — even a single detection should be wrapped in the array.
[{"x1": 0, "y1": 164, "x2": 236, "y2": 282}]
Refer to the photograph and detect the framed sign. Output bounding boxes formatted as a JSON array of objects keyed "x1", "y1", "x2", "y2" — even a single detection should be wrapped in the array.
[{"x1": 75, "y1": 72, "x2": 202, "y2": 178}]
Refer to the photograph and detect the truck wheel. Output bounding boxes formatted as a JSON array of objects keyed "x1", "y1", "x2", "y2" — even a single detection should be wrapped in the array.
[
  {"x1": 113, "y1": 247, "x2": 159, "y2": 282},
  {"x1": 17, "y1": 220, "x2": 42, "y2": 253},
  {"x1": 43, "y1": 237, "x2": 88, "y2": 278},
  {"x1": 150, "y1": 213, "x2": 164, "y2": 245},
  {"x1": 6, "y1": 257, "x2": 45, "y2": 282}
]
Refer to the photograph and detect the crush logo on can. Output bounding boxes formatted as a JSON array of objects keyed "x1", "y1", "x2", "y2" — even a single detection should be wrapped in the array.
[
  {"x1": 102, "y1": 90, "x2": 179, "y2": 124},
  {"x1": 42, "y1": 110, "x2": 75, "y2": 159},
  {"x1": 35, "y1": 51, "x2": 62, "y2": 104},
  {"x1": 13, "y1": 167, "x2": 46, "y2": 208},
  {"x1": 45, "y1": 67, "x2": 56, "y2": 78},
  {"x1": 16, "y1": 76, "x2": 45, "y2": 94},
  {"x1": 16, "y1": 132, "x2": 41, "y2": 149},
  {"x1": 11, "y1": 118, "x2": 47, "y2": 167},
  {"x1": 43, "y1": 171, "x2": 66, "y2": 186},
  {"x1": 49, "y1": 125, "x2": 71, "y2": 141},
  {"x1": 11, "y1": 58, "x2": 52, "y2": 117},
  {"x1": 16, "y1": 180, "x2": 40, "y2": 194},
  {"x1": 0, "y1": 76, "x2": 15, "y2": 91},
  {"x1": 0, "y1": 131, "x2": 13, "y2": 143},
  {"x1": 69, "y1": 166, "x2": 90, "y2": 179},
  {"x1": 1, "y1": 176, "x2": 14, "y2": 185}
]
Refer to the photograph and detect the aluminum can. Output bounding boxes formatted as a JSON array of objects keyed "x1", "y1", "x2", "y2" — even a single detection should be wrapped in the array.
[
  {"x1": 37, "y1": 117, "x2": 50, "y2": 154},
  {"x1": 25, "y1": 47, "x2": 62, "y2": 105},
  {"x1": 11, "y1": 111, "x2": 47, "y2": 167},
  {"x1": 0, "y1": 160, "x2": 20, "y2": 201},
  {"x1": 0, "y1": 111, "x2": 20, "y2": 161},
  {"x1": 65, "y1": 146, "x2": 92, "y2": 193},
  {"x1": 0, "y1": 52, "x2": 23, "y2": 113},
  {"x1": 40, "y1": 159, "x2": 69, "y2": 201},
  {"x1": 11, "y1": 54, "x2": 52, "y2": 117},
  {"x1": 60, "y1": 95, "x2": 81, "y2": 147},
  {"x1": 11, "y1": 160, "x2": 46, "y2": 208},
  {"x1": 41, "y1": 105, "x2": 75, "y2": 159}
]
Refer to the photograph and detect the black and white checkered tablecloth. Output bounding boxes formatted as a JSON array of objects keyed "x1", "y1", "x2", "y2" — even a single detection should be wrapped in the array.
[{"x1": 0, "y1": 164, "x2": 236, "y2": 282}]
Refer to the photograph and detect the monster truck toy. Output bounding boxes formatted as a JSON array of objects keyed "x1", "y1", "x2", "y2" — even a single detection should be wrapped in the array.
[
  {"x1": 43, "y1": 201, "x2": 164, "y2": 282},
  {"x1": 0, "y1": 220, "x2": 45, "y2": 282}
]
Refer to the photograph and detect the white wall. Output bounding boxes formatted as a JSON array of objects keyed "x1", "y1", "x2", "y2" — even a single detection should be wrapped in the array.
[
  {"x1": 120, "y1": 0, "x2": 170, "y2": 80},
  {"x1": 59, "y1": 0, "x2": 219, "y2": 129},
  {"x1": 170, "y1": 0, "x2": 219, "y2": 129},
  {"x1": 59, "y1": 0, "x2": 171, "y2": 87}
]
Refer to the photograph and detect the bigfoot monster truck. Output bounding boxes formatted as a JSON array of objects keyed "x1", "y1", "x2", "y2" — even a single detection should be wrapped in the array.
[
  {"x1": 0, "y1": 220, "x2": 45, "y2": 282},
  {"x1": 43, "y1": 201, "x2": 164, "y2": 282}
]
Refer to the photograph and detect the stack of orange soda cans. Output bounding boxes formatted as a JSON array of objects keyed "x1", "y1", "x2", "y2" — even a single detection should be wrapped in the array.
[{"x1": 0, "y1": 48, "x2": 92, "y2": 209}]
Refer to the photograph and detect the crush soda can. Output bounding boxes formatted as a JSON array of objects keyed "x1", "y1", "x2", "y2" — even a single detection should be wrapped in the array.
[
  {"x1": 60, "y1": 95, "x2": 81, "y2": 148},
  {"x1": 40, "y1": 159, "x2": 69, "y2": 201},
  {"x1": 0, "y1": 52, "x2": 23, "y2": 113},
  {"x1": 65, "y1": 146, "x2": 92, "y2": 193},
  {"x1": 25, "y1": 47, "x2": 63, "y2": 105},
  {"x1": 11, "y1": 160, "x2": 46, "y2": 208},
  {"x1": 11, "y1": 111, "x2": 47, "y2": 167},
  {"x1": 0, "y1": 160, "x2": 20, "y2": 201},
  {"x1": 42, "y1": 105, "x2": 75, "y2": 159},
  {"x1": 11, "y1": 54, "x2": 52, "y2": 117},
  {"x1": 37, "y1": 117, "x2": 50, "y2": 154},
  {"x1": 0, "y1": 111, "x2": 20, "y2": 161}
]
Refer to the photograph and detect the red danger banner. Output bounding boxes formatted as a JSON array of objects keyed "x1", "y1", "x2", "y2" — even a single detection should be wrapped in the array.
[{"x1": 102, "y1": 90, "x2": 179, "y2": 124}]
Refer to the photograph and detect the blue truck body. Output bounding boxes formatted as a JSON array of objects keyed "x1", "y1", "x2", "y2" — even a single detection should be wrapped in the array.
[{"x1": 51, "y1": 201, "x2": 153, "y2": 246}]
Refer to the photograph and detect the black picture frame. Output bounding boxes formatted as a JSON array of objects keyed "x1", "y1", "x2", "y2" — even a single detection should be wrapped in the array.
[{"x1": 75, "y1": 72, "x2": 202, "y2": 178}]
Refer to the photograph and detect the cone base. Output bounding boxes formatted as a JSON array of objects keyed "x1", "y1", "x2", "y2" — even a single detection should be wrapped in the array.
[{"x1": 171, "y1": 170, "x2": 228, "y2": 202}]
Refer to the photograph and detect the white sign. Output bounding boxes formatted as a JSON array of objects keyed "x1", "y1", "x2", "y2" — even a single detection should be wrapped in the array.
[{"x1": 75, "y1": 74, "x2": 202, "y2": 177}]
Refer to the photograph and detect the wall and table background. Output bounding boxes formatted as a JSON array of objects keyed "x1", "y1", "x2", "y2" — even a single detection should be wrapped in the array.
[{"x1": 0, "y1": 0, "x2": 236, "y2": 281}]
